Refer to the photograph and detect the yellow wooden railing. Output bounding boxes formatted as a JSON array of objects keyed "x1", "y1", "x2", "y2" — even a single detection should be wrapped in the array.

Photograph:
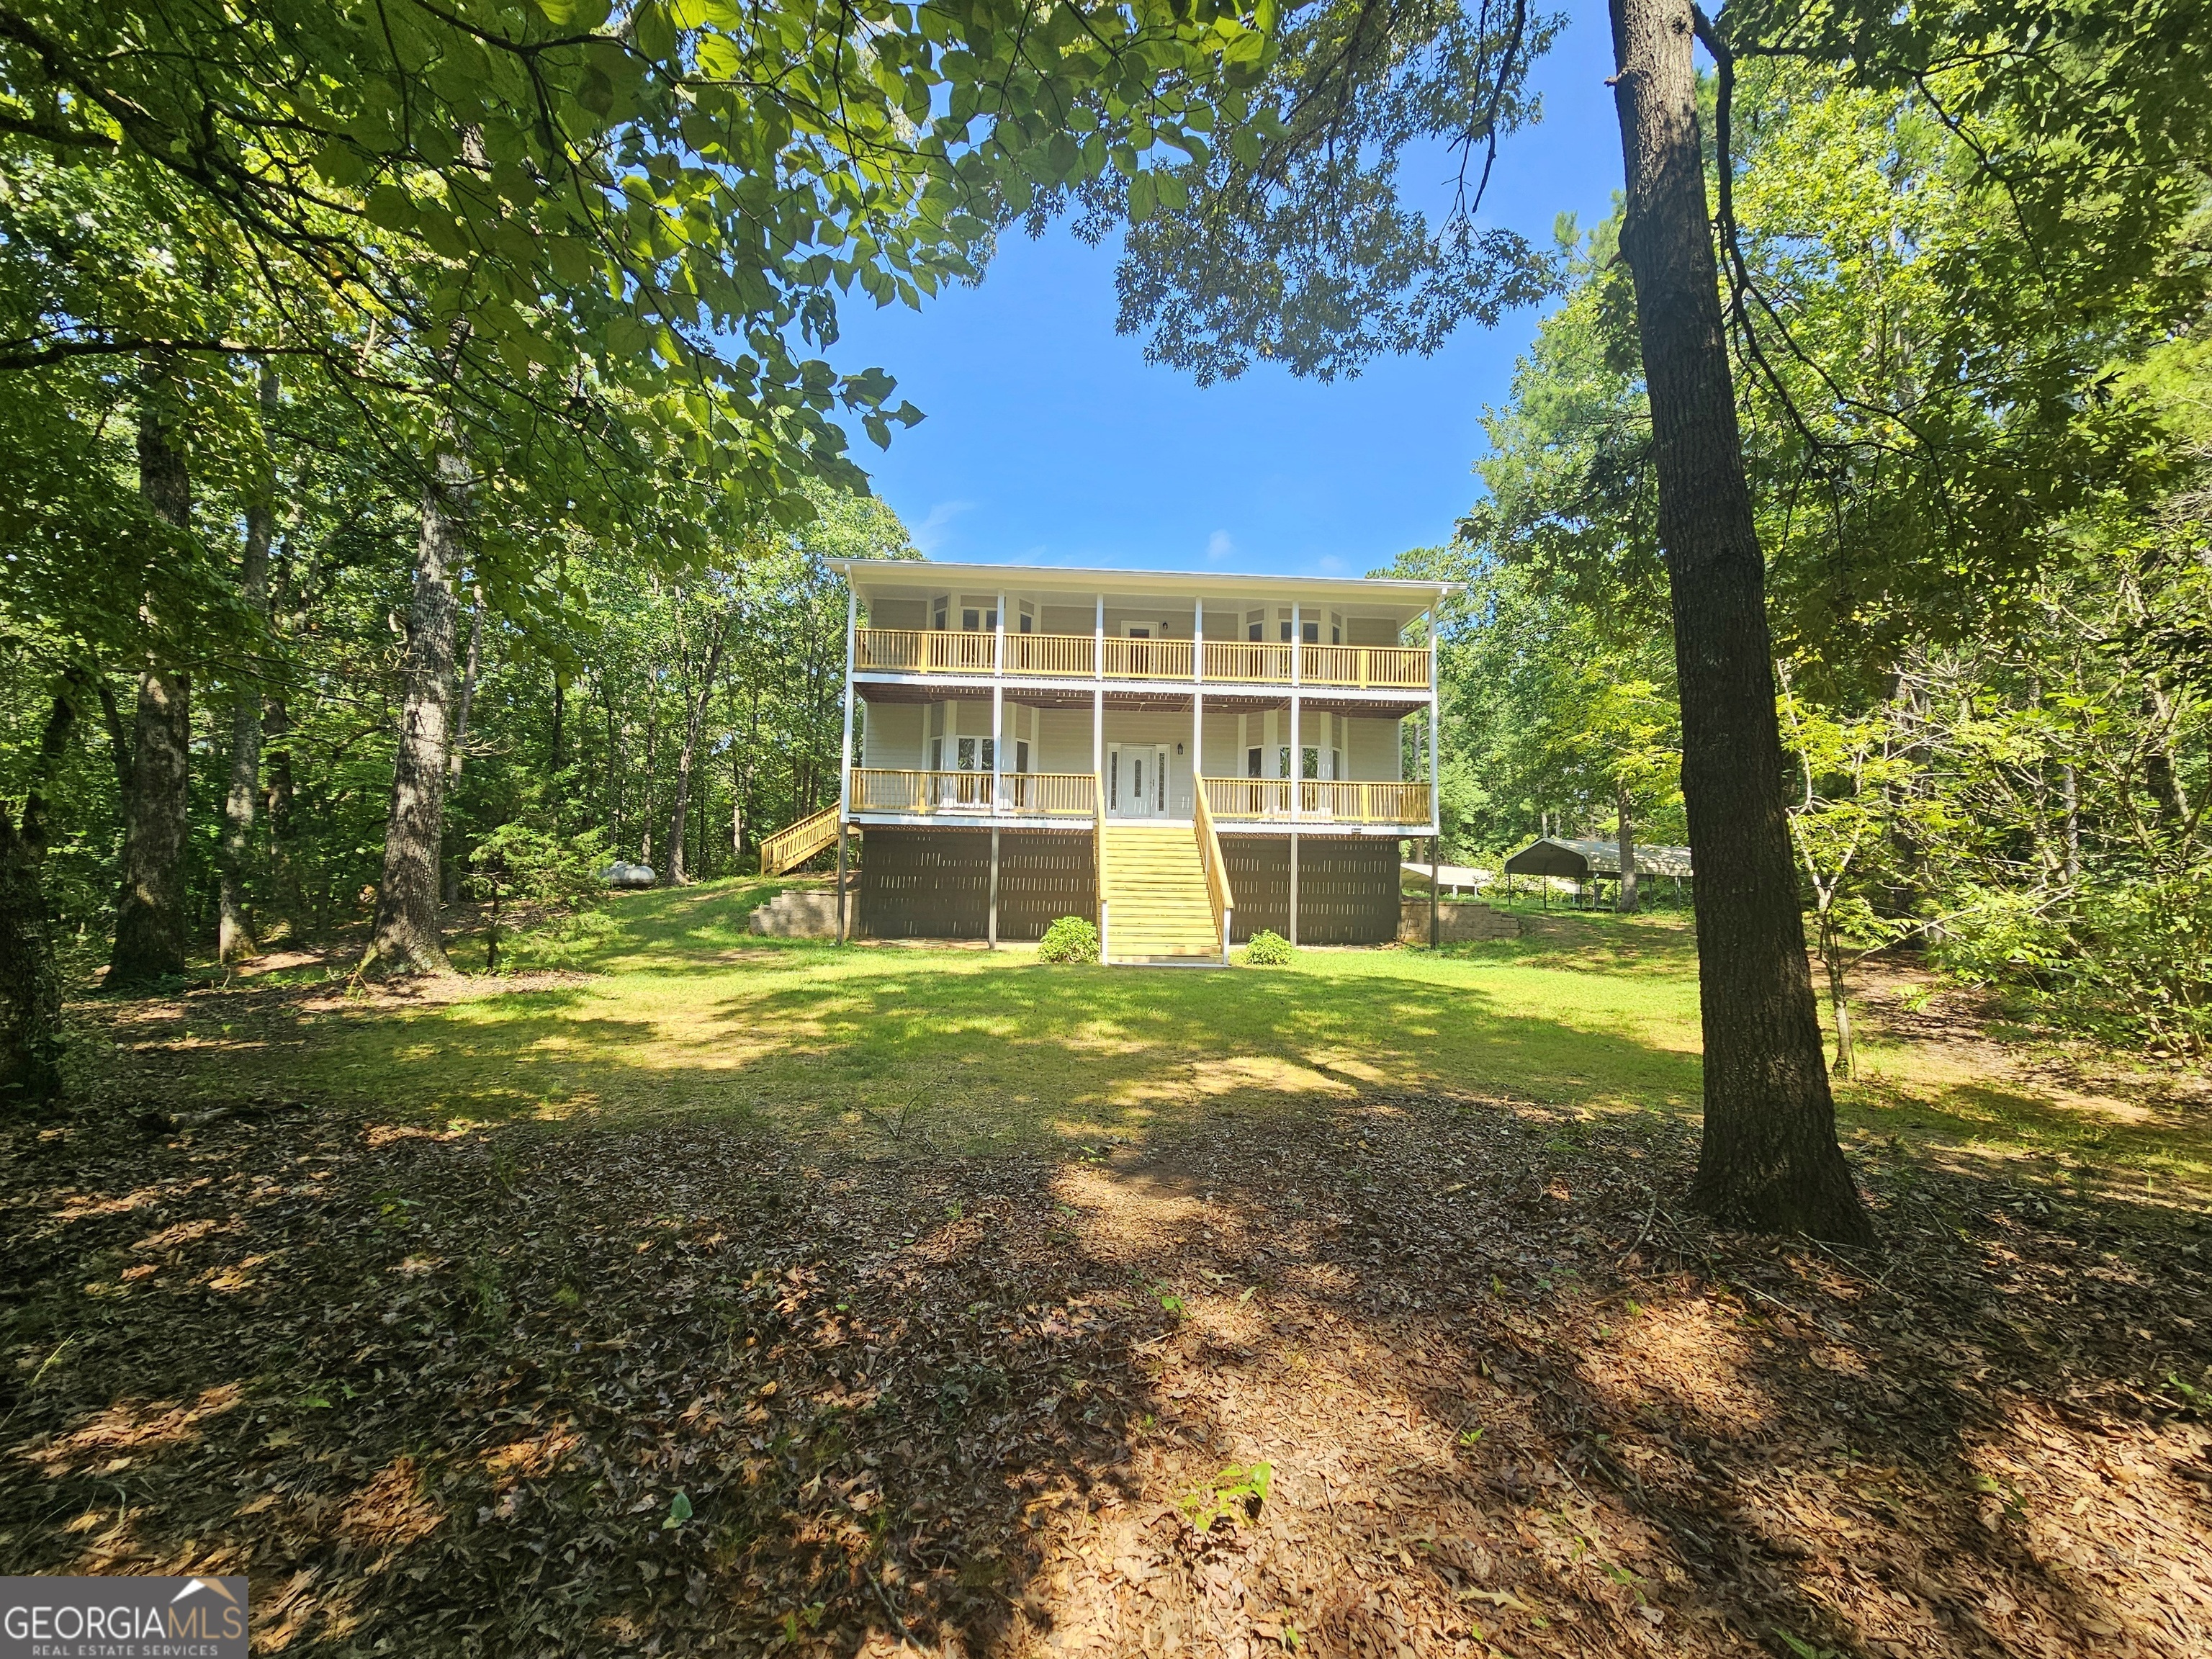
[
  {"x1": 1298, "y1": 644, "x2": 1430, "y2": 688},
  {"x1": 1201, "y1": 640, "x2": 1295, "y2": 683},
  {"x1": 1192, "y1": 786, "x2": 1236, "y2": 965},
  {"x1": 1298, "y1": 780, "x2": 1432, "y2": 822},
  {"x1": 1094, "y1": 791, "x2": 1110, "y2": 962},
  {"x1": 853, "y1": 628, "x2": 998, "y2": 673},
  {"x1": 848, "y1": 769, "x2": 1096, "y2": 817},
  {"x1": 996, "y1": 772, "x2": 1096, "y2": 816},
  {"x1": 854, "y1": 627, "x2": 1431, "y2": 688},
  {"x1": 1203, "y1": 777, "x2": 1431, "y2": 824},
  {"x1": 1204, "y1": 777, "x2": 1294, "y2": 819},
  {"x1": 760, "y1": 804, "x2": 840, "y2": 874},
  {"x1": 1103, "y1": 636, "x2": 1195, "y2": 679},
  {"x1": 1004, "y1": 632, "x2": 1095, "y2": 676}
]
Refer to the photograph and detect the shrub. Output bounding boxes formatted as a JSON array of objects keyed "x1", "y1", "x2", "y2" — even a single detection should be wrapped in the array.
[
  {"x1": 1036, "y1": 915, "x2": 1100, "y2": 964},
  {"x1": 1241, "y1": 929, "x2": 1294, "y2": 966}
]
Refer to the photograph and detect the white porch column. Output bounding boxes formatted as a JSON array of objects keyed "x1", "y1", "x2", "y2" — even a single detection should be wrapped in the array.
[
  {"x1": 1191, "y1": 598, "x2": 1204, "y2": 819},
  {"x1": 1289, "y1": 692, "x2": 1301, "y2": 823},
  {"x1": 837, "y1": 582, "x2": 857, "y2": 944},
  {"x1": 1092, "y1": 684, "x2": 1104, "y2": 805},
  {"x1": 1290, "y1": 602, "x2": 1301, "y2": 687},
  {"x1": 992, "y1": 681, "x2": 1004, "y2": 815},
  {"x1": 1094, "y1": 591, "x2": 1105, "y2": 680},
  {"x1": 1428, "y1": 606, "x2": 1441, "y2": 836}
]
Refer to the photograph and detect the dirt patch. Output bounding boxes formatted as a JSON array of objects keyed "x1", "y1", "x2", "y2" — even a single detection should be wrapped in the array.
[{"x1": 3, "y1": 1087, "x2": 2207, "y2": 1658}]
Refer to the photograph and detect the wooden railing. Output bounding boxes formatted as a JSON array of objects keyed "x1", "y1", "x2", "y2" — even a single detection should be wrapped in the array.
[
  {"x1": 1204, "y1": 777, "x2": 1431, "y2": 824},
  {"x1": 1204, "y1": 778, "x2": 1294, "y2": 819},
  {"x1": 1299, "y1": 644, "x2": 1430, "y2": 688},
  {"x1": 1192, "y1": 788, "x2": 1236, "y2": 966},
  {"x1": 997, "y1": 772, "x2": 1096, "y2": 816},
  {"x1": 1004, "y1": 632, "x2": 1095, "y2": 676},
  {"x1": 853, "y1": 628, "x2": 1431, "y2": 688},
  {"x1": 848, "y1": 769, "x2": 1095, "y2": 817},
  {"x1": 1299, "y1": 780, "x2": 1432, "y2": 822},
  {"x1": 852, "y1": 628, "x2": 997, "y2": 673},
  {"x1": 1202, "y1": 640, "x2": 1294, "y2": 683},
  {"x1": 1095, "y1": 793, "x2": 1110, "y2": 963},
  {"x1": 1103, "y1": 636, "x2": 1195, "y2": 680},
  {"x1": 760, "y1": 804, "x2": 840, "y2": 874}
]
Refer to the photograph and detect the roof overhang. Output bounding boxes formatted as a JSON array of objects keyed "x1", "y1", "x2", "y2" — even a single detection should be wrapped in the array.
[{"x1": 828, "y1": 558, "x2": 1455, "y2": 609}]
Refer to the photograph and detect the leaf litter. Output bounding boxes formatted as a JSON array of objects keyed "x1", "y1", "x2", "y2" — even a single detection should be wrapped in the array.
[{"x1": 3, "y1": 1070, "x2": 2208, "y2": 1658}]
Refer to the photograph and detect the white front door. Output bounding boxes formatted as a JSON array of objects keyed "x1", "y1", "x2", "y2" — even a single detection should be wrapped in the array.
[{"x1": 1107, "y1": 743, "x2": 1171, "y2": 817}]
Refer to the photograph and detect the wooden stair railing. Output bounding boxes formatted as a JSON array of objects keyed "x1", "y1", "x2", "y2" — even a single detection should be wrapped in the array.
[
  {"x1": 760, "y1": 804, "x2": 840, "y2": 875},
  {"x1": 1192, "y1": 788, "x2": 1237, "y2": 966}
]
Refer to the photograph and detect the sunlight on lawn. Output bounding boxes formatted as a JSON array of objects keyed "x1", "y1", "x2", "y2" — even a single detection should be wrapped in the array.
[
  {"x1": 184, "y1": 879, "x2": 1705, "y2": 1148},
  {"x1": 140, "y1": 877, "x2": 2206, "y2": 1187}
]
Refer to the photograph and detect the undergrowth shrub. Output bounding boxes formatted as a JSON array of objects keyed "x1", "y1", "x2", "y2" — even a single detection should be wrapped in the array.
[
  {"x1": 1241, "y1": 929, "x2": 1294, "y2": 966},
  {"x1": 1938, "y1": 875, "x2": 2212, "y2": 1058},
  {"x1": 1037, "y1": 915, "x2": 1100, "y2": 964}
]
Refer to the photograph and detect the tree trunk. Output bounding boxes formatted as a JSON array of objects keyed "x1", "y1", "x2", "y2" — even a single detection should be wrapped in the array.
[
  {"x1": 1616, "y1": 782, "x2": 1640, "y2": 914},
  {"x1": 364, "y1": 456, "x2": 464, "y2": 975},
  {"x1": 442, "y1": 593, "x2": 484, "y2": 907},
  {"x1": 1819, "y1": 908, "x2": 1856, "y2": 1079},
  {"x1": 1607, "y1": 0, "x2": 1874, "y2": 1244},
  {"x1": 665, "y1": 617, "x2": 730, "y2": 886},
  {"x1": 1, "y1": 691, "x2": 77, "y2": 1105},
  {"x1": 110, "y1": 391, "x2": 194, "y2": 989},
  {"x1": 218, "y1": 369, "x2": 279, "y2": 963}
]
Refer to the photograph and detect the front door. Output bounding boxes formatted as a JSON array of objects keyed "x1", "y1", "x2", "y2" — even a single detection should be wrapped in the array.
[{"x1": 1108, "y1": 743, "x2": 1170, "y2": 817}]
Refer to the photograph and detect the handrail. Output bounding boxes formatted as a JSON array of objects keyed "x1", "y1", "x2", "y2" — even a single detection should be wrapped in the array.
[
  {"x1": 760, "y1": 804, "x2": 840, "y2": 874},
  {"x1": 854, "y1": 627, "x2": 1429, "y2": 689},
  {"x1": 1204, "y1": 776, "x2": 1431, "y2": 825},
  {"x1": 1094, "y1": 786, "x2": 1109, "y2": 965},
  {"x1": 850, "y1": 768, "x2": 1093, "y2": 817},
  {"x1": 1192, "y1": 787, "x2": 1237, "y2": 966}
]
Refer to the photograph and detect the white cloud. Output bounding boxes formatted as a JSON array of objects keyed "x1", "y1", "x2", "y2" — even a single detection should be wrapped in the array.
[
  {"x1": 1205, "y1": 529, "x2": 1236, "y2": 563},
  {"x1": 912, "y1": 499, "x2": 974, "y2": 557}
]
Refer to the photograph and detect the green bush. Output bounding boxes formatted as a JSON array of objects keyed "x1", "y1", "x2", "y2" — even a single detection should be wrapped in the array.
[
  {"x1": 1241, "y1": 929, "x2": 1294, "y2": 966},
  {"x1": 1939, "y1": 874, "x2": 2212, "y2": 1058},
  {"x1": 1036, "y1": 915, "x2": 1100, "y2": 964}
]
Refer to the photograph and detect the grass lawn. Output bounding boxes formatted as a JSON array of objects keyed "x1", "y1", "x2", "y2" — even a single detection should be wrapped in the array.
[
  {"x1": 7, "y1": 881, "x2": 2208, "y2": 1658},
  {"x1": 108, "y1": 876, "x2": 2212, "y2": 1197}
]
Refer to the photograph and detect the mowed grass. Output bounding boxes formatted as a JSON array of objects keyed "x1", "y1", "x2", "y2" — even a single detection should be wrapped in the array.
[{"x1": 107, "y1": 877, "x2": 2209, "y2": 1191}]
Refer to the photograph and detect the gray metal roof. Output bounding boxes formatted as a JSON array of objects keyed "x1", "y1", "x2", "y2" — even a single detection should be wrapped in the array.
[{"x1": 1501, "y1": 837, "x2": 1694, "y2": 879}]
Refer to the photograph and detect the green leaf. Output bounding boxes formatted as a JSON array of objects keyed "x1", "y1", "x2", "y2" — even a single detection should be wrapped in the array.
[{"x1": 663, "y1": 1489, "x2": 693, "y2": 1528}]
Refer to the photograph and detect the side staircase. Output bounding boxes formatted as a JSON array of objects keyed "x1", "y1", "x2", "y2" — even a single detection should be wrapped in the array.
[
  {"x1": 760, "y1": 805, "x2": 840, "y2": 876},
  {"x1": 1101, "y1": 822, "x2": 1223, "y2": 964}
]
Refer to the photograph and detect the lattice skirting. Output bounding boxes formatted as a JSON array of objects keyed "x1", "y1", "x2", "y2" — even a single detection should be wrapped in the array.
[
  {"x1": 1218, "y1": 835, "x2": 1401, "y2": 945},
  {"x1": 858, "y1": 828, "x2": 1096, "y2": 941}
]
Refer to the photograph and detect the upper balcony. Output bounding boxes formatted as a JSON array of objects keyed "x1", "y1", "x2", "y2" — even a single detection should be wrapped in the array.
[
  {"x1": 829, "y1": 557, "x2": 1452, "y2": 701},
  {"x1": 850, "y1": 628, "x2": 1431, "y2": 691}
]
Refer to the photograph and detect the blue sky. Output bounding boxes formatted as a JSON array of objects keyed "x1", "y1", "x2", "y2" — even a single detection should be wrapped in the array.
[{"x1": 828, "y1": 7, "x2": 1626, "y2": 580}]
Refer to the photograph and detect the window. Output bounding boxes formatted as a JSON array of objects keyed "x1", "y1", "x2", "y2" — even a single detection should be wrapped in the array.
[
  {"x1": 1246, "y1": 747, "x2": 1263, "y2": 778},
  {"x1": 1019, "y1": 613, "x2": 1033, "y2": 633},
  {"x1": 1277, "y1": 745, "x2": 1291, "y2": 778},
  {"x1": 1332, "y1": 747, "x2": 1343, "y2": 781},
  {"x1": 1108, "y1": 750, "x2": 1120, "y2": 809},
  {"x1": 1246, "y1": 608, "x2": 1264, "y2": 642},
  {"x1": 1331, "y1": 613, "x2": 1342, "y2": 645},
  {"x1": 1127, "y1": 625, "x2": 1151, "y2": 639},
  {"x1": 1302, "y1": 620, "x2": 1320, "y2": 644},
  {"x1": 1279, "y1": 616, "x2": 1293, "y2": 642},
  {"x1": 960, "y1": 606, "x2": 997, "y2": 632},
  {"x1": 933, "y1": 603, "x2": 948, "y2": 631},
  {"x1": 1015, "y1": 739, "x2": 1030, "y2": 773},
  {"x1": 957, "y1": 736, "x2": 979, "y2": 770},
  {"x1": 1302, "y1": 745, "x2": 1320, "y2": 779},
  {"x1": 930, "y1": 736, "x2": 943, "y2": 770}
]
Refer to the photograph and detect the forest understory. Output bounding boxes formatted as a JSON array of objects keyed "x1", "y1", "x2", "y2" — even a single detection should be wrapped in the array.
[{"x1": 5, "y1": 986, "x2": 2208, "y2": 1659}]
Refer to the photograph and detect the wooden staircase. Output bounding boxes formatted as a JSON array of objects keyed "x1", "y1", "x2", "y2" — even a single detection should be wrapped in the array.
[
  {"x1": 1101, "y1": 822, "x2": 1222, "y2": 963},
  {"x1": 760, "y1": 806, "x2": 840, "y2": 876}
]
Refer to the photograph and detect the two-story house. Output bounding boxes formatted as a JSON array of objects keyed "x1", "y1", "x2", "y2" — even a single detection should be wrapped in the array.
[{"x1": 789, "y1": 559, "x2": 1448, "y2": 963}]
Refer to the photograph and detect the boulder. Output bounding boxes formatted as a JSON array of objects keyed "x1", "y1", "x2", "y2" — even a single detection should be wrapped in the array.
[{"x1": 603, "y1": 860, "x2": 657, "y2": 889}]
